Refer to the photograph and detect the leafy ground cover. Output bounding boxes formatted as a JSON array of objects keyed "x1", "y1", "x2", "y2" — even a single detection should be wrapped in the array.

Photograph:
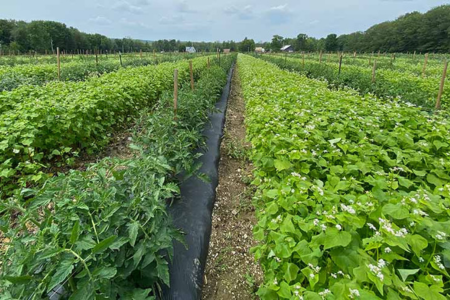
[
  {"x1": 0, "y1": 56, "x2": 212, "y2": 197},
  {"x1": 0, "y1": 53, "x2": 201, "y2": 92},
  {"x1": 0, "y1": 54, "x2": 235, "y2": 299},
  {"x1": 276, "y1": 53, "x2": 447, "y2": 78},
  {"x1": 239, "y1": 54, "x2": 450, "y2": 299},
  {"x1": 257, "y1": 54, "x2": 448, "y2": 109}
]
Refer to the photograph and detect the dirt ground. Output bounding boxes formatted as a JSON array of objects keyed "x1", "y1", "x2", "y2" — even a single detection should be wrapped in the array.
[
  {"x1": 47, "y1": 126, "x2": 136, "y2": 175},
  {"x1": 202, "y1": 66, "x2": 263, "y2": 300}
]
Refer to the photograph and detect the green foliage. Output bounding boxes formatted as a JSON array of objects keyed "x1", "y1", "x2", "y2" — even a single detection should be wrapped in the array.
[
  {"x1": 239, "y1": 37, "x2": 256, "y2": 53},
  {"x1": 0, "y1": 53, "x2": 200, "y2": 92},
  {"x1": 337, "y1": 5, "x2": 450, "y2": 53},
  {"x1": 271, "y1": 35, "x2": 285, "y2": 52},
  {"x1": 0, "y1": 55, "x2": 236, "y2": 299},
  {"x1": 0, "y1": 56, "x2": 213, "y2": 197},
  {"x1": 239, "y1": 54, "x2": 450, "y2": 299},
  {"x1": 325, "y1": 34, "x2": 338, "y2": 52},
  {"x1": 258, "y1": 54, "x2": 449, "y2": 110}
]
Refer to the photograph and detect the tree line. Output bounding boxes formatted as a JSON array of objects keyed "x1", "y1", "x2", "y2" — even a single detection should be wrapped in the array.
[
  {"x1": 0, "y1": 20, "x2": 149, "y2": 54},
  {"x1": 265, "y1": 5, "x2": 450, "y2": 53},
  {"x1": 0, "y1": 5, "x2": 448, "y2": 54},
  {"x1": 0, "y1": 20, "x2": 247, "y2": 54}
]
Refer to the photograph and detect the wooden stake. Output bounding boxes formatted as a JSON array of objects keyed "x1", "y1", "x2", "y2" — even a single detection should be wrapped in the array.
[
  {"x1": 189, "y1": 61, "x2": 194, "y2": 91},
  {"x1": 435, "y1": 60, "x2": 448, "y2": 110},
  {"x1": 57, "y1": 47, "x2": 61, "y2": 81},
  {"x1": 319, "y1": 51, "x2": 323, "y2": 64},
  {"x1": 174, "y1": 69, "x2": 178, "y2": 120},
  {"x1": 207, "y1": 57, "x2": 210, "y2": 69},
  {"x1": 302, "y1": 52, "x2": 305, "y2": 68},
  {"x1": 422, "y1": 53, "x2": 429, "y2": 78},
  {"x1": 95, "y1": 50, "x2": 98, "y2": 67},
  {"x1": 338, "y1": 54, "x2": 343, "y2": 75},
  {"x1": 372, "y1": 60, "x2": 377, "y2": 83},
  {"x1": 413, "y1": 51, "x2": 416, "y2": 60},
  {"x1": 140, "y1": 49, "x2": 142, "y2": 59},
  {"x1": 119, "y1": 52, "x2": 123, "y2": 67}
]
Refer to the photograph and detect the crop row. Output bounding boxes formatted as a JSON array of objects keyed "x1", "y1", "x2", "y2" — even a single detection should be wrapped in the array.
[
  {"x1": 0, "y1": 53, "x2": 202, "y2": 92},
  {"x1": 0, "y1": 52, "x2": 166, "y2": 66},
  {"x1": 239, "y1": 54, "x2": 450, "y2": 299},
  {"x1": 0, "y1": 55, "x2": 214, "y2": 196},
  {"x1": 0, "y1": 55, "x2": 236, "y2": 299},
  {"x1": 274, "y1": 53, "x2": 446, "y2": 78},
  {"x1": 258, "y1": 54, "x2": 448, "y2": 109}
]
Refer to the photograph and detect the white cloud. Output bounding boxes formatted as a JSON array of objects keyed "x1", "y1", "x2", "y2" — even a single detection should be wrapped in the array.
[
  {"x1": 112, "y1": 1, "x2": 143, "y2": 14},
  {"x1": 266, "y1": 4, "x2": 292, "y2": 25},
  {"x1": 269, "y1": 4, "x2": 288, "y2": 11},
  {"x1": 176, "y1": 0, "x2": 196, "y2": 13},
  {"x1": 134, "y1": 0, "x2": 151, "y2": 5},
  {"x1": 88, "y1": 16, "x2": 112, "y2": 25},
  {"x1": 224, "y1": 5, "x2": 254, "y2": 20},
  {"x1": 159, "y1": 14, "x2": 185, "y2": 25},
  {"x1": 119, "y1": 18, "x2": 150, "y2": 28}
]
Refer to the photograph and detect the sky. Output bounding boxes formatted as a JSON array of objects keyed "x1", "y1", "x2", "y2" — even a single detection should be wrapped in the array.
[{"x1": 0, "y1": 0, "x2": 448, "y2": 42}]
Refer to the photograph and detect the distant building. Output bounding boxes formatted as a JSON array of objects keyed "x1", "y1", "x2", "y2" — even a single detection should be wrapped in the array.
[
  {"x1": 280, "y1": 45, "x2": 294, "y2": 52},
  {"x1": 223, "y1": 49, "x2": 231, "y2": 54},
  {"x1": 255, "y1": 47, "x2": 265, "y2": 53},
  {"x1": 186, "y1": 47, "x2": 196, "y2": 53}
]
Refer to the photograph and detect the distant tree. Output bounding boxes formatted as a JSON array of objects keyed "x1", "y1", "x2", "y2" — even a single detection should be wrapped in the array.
[
  {"x1": 0, "y1": 20, "x2": 15, "y2": 45},
  {"x1": 325, "y1": 34, "x2": 338, "y2": 51},
  {"x1": 293, "y1": 34, "x2": 308, "y2": 51},
  {"x1": 239, "y1": 37, "x2": 255, "y2": 52},
  {"x1": 270, "y1": 35, "x2": 284, "y2": 51}
]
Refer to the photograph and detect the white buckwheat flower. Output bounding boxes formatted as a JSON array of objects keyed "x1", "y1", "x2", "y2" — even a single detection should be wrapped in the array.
[
  {"x1": 378, "y1": 259, "x2": 386, "y2": 268},
  {"x1": 435, "y1": 231, "x2": 447, "y2": 240},
  {"x1": 319, "y1": 289, "x2": 331, "y2": 298},
  {"x1": 367, "y1": 223, "x2": 377, "y2": 231},
  {"x1": 349, "y1": 289, "x2": 360, "y2": 299}
]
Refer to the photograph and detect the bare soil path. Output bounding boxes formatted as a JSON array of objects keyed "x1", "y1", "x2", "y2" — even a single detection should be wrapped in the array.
[{"x1": 202, "y1": 66, "x2": 262, "y2": 300}]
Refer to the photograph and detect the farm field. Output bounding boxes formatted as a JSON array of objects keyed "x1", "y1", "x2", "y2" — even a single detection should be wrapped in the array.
[
  {"x1": 256, "y1": 54, "x2": 449, "y2": 109},
  {"x1": 1, "y1": 49, "x2": 449, "y2": 299},
  {"x1": 0, "y1": 53, "x2": 236, "y2": 298},
  {"x1": 1, "y1": 3, "x2": 450, "y2": 300},
  {"x1": 277, "y1": 52, "x2": 448, "y2": 78},
  {"x1": 0, "y1": 54, "x2": 218, "y2": 197},
  {"x1": 239, "y1": 54, "x2": 450, "y2": 299},
  {"x1": 0, "y1": 52, "x2": 204, "y2": 92}
]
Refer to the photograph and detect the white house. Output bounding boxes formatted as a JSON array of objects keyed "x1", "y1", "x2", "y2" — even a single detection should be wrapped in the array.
[{"x1": 186, "y1": 47, "x2": 196, "y2": 53}]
